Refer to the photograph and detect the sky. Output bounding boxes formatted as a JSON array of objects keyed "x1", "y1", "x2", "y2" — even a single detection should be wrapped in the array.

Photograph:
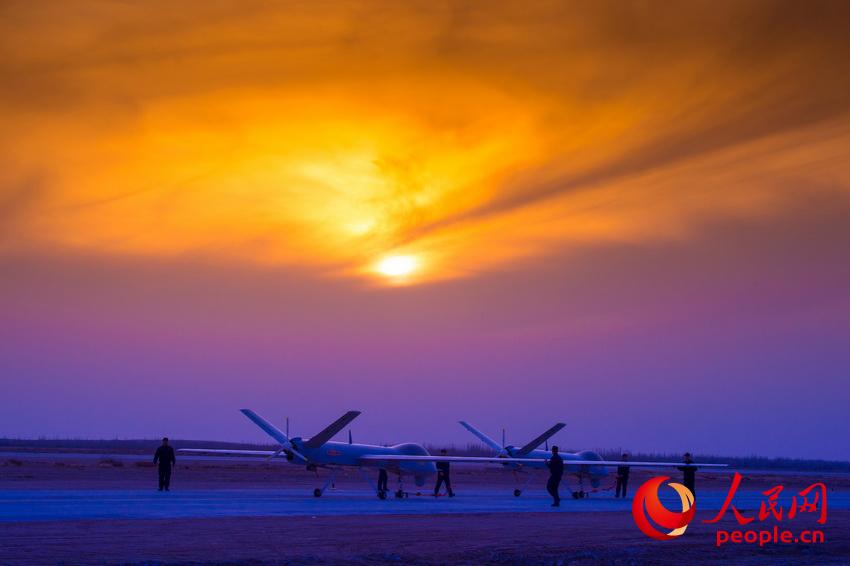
[{"x1": 1, "y1": 1, "x2": 849, "y2": 459}]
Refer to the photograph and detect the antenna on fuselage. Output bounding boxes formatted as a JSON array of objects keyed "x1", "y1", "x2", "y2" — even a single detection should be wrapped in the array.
[
  {"x1": 286, "y1": 417, "x2": 289, "y2": 437},
  {"x1": 502, "y1": 428, "x2": 506, "y2": 448},
  {"x1": 348, "y1": 429, "x2": 353, "y2": 444}
]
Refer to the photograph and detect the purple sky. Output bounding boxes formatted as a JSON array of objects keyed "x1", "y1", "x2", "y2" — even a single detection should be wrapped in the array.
[{"x1": 2, "y1": 196, "x2": 848, "y2": 459}]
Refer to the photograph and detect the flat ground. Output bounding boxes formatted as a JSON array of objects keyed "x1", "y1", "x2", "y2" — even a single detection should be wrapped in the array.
[{"x1": 1, "y1": 453, "x2": 848, "y2": 565}]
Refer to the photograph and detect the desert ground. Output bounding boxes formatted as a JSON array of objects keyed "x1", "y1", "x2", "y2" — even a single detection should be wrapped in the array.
[{"x1": 1, "y1": 452, "x2": 848, "y2": 565}]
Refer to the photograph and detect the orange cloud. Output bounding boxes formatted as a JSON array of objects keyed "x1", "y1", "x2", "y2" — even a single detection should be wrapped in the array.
[{"x1": 1, "y1": 0, "x2": 849, "y2": 284}]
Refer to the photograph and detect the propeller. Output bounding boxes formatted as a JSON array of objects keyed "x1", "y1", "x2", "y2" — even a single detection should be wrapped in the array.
[
  {"x1": 279, "y1": 442, "x2": 308, "y2": 462},
  {"x1": 267, "y1": 416, "x2": 290, "y2": 460},
  {"x1": 239, "y1": 409, "x2": 307, "y2": 463},
  {"x1": 267, "y1": 416, "x2": 293, "y2": 460},
  {"x1": 268, "y1": 437, "x2": 307, "y2": 462}
]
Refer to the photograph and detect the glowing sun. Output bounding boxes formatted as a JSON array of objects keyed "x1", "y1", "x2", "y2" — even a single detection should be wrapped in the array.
[{"x1": 376, "y1": 255, "x2": 419, "y2": 279}]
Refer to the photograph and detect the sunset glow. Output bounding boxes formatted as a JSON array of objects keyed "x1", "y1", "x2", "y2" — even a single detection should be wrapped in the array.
[
  {"x1": 1, "y1": 1, "x2": 849, "y2": 458},
  {"x1": 376, "y1": 255, "x2": 419, "y2": 280},
  {"x1": 3, "y1": 2, "x2": 847, "y2": 287}
]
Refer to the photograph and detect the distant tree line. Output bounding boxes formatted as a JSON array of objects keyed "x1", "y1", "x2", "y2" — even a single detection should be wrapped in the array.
[{"x1": 1, "y1": 437, "x2": 846, "y2": 472}]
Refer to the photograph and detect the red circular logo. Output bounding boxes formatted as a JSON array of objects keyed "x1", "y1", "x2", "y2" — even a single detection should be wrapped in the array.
[{"x1": 632, "y1": 476, "x2": 696, "y2": 540}]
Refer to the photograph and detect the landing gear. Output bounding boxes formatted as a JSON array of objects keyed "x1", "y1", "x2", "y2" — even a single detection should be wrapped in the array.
[
  {"x1": 511, "y1": 469, "x2": 532, "y2": 498},
  {"x1": 313, "y1": 469, "x2": 337, "y2": 497},
  {"x1": 355, "y1": 467, "x2": 387, "y2": 499},
  {"x1": 394, "y1": 474, "x2": 408, "y2": 499},
  {"x1": 571, "y1": 475, "x2": 588, "y2": 499},
  {"x1": 356, "y1": 467, "x2": 389, "y2": 499}
]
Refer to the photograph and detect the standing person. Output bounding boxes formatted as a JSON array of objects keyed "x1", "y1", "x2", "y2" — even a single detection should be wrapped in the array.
[
  {"x1": 377, "y1": 468, "x2": 388, "y2": 497},
  {"x1": 433, "y1": 449, "x2": 455, "y2": 497},
  {"x1": 615, "y1": 453, "x2": 630, "y2": 498},
  {"x1": 546, "y1": 445, "x2": 564, "y2": 507},
  {"x1": 153, "y1": 437, "x2": 176, "y2": 491},
  {"x1": 678, "y1": 452, "x2": 698, "y2": 497}
]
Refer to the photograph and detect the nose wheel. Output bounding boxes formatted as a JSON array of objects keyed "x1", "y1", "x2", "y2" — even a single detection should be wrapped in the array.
[
  {"x1": 313, "y1": 488, "x2": 322, "y2": 497},
  {"x1": 511, "y1": 470, "x2": 532, "y2": 498},
  {"x1": 571, "y1": 474, "x2": 589, "y2": 499},
  {"x1": 394, "y1": 474, "x2": 409, "y2": 498}
]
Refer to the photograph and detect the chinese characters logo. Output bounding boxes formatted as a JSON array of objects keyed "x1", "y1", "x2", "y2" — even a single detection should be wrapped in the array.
[
  {"x1": 704, "y1": 472, "x2": 827, "y2": 525},
  {"x1": 632, "y1": 472, "x2": 828, "y2": 546},
  {"x1": 705, "y1": 472, "x2": 827, "y2": 547}
]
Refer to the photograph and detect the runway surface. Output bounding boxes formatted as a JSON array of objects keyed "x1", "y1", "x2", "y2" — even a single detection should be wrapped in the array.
[
  {"x1": 3, "y1": 486, "x2": 849, "y2": 522},
  {"x1": 3, "y1": 454, "x2": 849, "y2": 564}
]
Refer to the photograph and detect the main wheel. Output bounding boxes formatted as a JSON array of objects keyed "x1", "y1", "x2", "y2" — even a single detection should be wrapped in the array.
[
  {"x1": 378, "y1": 490, "x2": 387, "y2": 500},
  {"x1": 395, "y1": 489, "x2": 404, "y2": 499},
  {"x1": 513, "y1": 489, "x2": 522, "y2": 497},
  {"x1": 313, "y1": 488, "x2": 322, "y2": 497}
]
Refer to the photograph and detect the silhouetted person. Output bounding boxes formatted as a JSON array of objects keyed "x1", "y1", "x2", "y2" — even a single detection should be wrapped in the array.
[
  {"x1": 434, "y1": 449, "x2": 455, "y2": 497},
  {"x1": 377, "y1": 468, "x2": 388, "y2": 496},
  {"x1": 546, "y1": 445, "x2": 564, "y2": 506},
  {"x1": 677, "y1": 452, "x2": 697, "y2": 497},
  {"x1": 153, "y1": 437, "x2": 176, "y2": 491},
  {"x1": 615, "y1": 453, "x2": 630, "y2": 498}
]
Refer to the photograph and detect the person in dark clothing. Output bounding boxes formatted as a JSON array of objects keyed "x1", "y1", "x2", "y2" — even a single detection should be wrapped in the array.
[
  {"x1": 677, "y1": 452, "x2": 698, "y2": 497},
  {"x1": 615, "y1": 453, "x2": 630, "y2": 498},
  {"x1": 434, "y1": 449, "x2": 455, "y2": 497},
  {"x1": 153, "y1": 437, "x2": 176, "y2": 491},
  {"x1": 546, "y1": 445, "x2": 564, "y2": 506},
  {"x1": 377, "y1": 468, "x2": 388, "y2": 497}
]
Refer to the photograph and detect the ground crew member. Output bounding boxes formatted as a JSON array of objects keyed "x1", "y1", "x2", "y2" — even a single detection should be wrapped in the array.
[
  {"x1": 153, "y1": 437, "x2": 176, "y2": 491},
  {"x1": 546, "y1": 445, "x2": 564, "y2": 506},
  {"x1": 434, "y1": 449, "x2": 455, "y2": 497},
  {"x1": 615, "y1": 453, "x2": 630, "y2": 498},
  {"x1": 377, "y1": 468, "x2": 388, "y2": 496},
  {"x1": 678, "y1": 452, "x2": 698, "y2": 497}
]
